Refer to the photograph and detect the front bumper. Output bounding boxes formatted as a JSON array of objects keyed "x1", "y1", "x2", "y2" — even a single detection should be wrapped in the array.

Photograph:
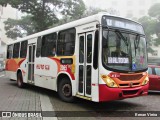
[{"x1": 99, "y1": 83, "x2": 149, "y2": 102}]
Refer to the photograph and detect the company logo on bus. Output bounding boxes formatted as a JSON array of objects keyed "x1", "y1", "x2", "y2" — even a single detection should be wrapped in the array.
[
  {"x1": 130, "y1": 82, "x2": 133, "y2": 87},
  {"x1": 36, "y1": 64, "x2": 50, "y2": 70}
]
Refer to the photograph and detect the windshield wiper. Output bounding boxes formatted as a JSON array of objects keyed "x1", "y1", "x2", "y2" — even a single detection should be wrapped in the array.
[
  {"x1": 115, "y1": 29, "x2": 128, "y2": 46},
  {"x1": 115, "y1": 29, "x2": 132, "y2": 71},
  {"x1": 135, "y1": 34, "x2": 140, "y2": 49},
  {"x1": 134, "y1": 34, "x2": 140, "y2": 55}
]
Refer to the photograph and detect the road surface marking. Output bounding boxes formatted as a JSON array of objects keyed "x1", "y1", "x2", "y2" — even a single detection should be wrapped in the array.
[{"x1": 40, "y1": 94, "x2": 58, "y2": 120}]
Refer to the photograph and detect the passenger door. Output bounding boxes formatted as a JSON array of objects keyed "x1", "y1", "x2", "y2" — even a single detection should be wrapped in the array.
[
  {"x1": 78, "y1": 32, "x2": 94, "y2": 98},
  {"x1": 27, "y1": 44, "x2": 36, "y2": 84}
]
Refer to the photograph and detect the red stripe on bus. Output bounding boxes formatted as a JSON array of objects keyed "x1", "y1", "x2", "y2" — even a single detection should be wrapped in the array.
[
  {"x1": 18, "y1": 58, "x2": 26, "y2": 66},
  {"x1": 48, "y1": 57, "x2": 75, "y2": 80}
]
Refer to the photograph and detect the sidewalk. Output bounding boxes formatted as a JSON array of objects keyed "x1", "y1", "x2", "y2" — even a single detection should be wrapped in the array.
[{"x1": 0, "y1": 74, "x2": 57, "y2": 120}]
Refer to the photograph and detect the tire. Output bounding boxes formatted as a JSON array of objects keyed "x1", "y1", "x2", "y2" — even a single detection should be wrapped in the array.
[
  {"x1": 17, "y1": 72, "x2": 24, "y2": 88},
  {"x1": 58, "y1": 78, "x2": 74, "y2": 102}
]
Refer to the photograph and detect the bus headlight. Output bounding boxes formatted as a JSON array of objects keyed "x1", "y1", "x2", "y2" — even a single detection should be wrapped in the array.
[
  {"x1": 101, "y1": 75, "x2": 118, "y2": 88},
  {"x1": 142, "y1": 76, "x2": 149, "y2": 85}
]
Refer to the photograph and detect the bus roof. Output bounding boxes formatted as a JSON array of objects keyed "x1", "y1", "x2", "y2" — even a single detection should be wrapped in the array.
[{"x1": 8, "y1": 12, "x2": 142, "y2": 45}]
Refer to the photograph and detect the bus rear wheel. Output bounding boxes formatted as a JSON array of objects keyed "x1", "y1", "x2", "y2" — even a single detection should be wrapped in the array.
[
  {"x1": 58, "y1": 78, "x2": 74, "y2": 102},
  {"x1": 17, "y1": 72, "x2": 24, "y2": 88}
]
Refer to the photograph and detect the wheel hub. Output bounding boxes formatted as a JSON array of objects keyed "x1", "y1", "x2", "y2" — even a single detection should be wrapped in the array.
[{"x1": 62, "y1": 84, "x2": 71, "y2": 97}]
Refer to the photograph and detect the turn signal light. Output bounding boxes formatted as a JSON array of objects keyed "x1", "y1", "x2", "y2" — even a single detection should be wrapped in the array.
[{"x1": 102, "y1": 75, "x2": 107, "y2": 79}]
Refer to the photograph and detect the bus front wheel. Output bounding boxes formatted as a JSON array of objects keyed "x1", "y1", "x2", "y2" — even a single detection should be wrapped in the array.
[
  {"x1": 58, "y1": 78, "x2": 74, "y2": 102},
  {"x1": 17, "y1": 72, "x2": 24, "y2": 88}
]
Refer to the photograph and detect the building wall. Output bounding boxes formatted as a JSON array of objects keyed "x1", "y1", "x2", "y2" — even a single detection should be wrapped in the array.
[
  {"x1": 0, "y1": 5, "x2": 18, "y2": 65},
  {"x1": 0, "y1": 41, "x2": 6, "y2": 67},
  {"x1": 0, "y1": 5, "x2": 18, "y2": 43}
]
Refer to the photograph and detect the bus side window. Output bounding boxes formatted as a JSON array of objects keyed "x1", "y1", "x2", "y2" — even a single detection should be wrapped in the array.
[
  {"x1": 57, "y1": 28, "x2": 76, "y2": 56},
  {"x1": 41, "y1": 33, "x2": 57, "y2": 57},
  {"x1": 20, "y1": 40, "x2": 28, "y2": 58},
  {"x1": 13, "y1": 42, "x2": 20, "y2": 58},
  {"x1": 7, "y1": 44, "x2": 13, "y2": 59},
  {"x1": 36, "y1": 37, "x2": 42, "y2": 57}
]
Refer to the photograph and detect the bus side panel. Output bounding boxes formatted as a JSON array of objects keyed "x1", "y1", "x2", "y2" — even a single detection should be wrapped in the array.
[
  {"x1": 5, "y1": 59, "x2": 18, "y2": 80},
  {"x1": 34, "y1": 57, "x2": 58, "y2": 90},
  {"x1": 6, "y1": 58, "x2": 26, "y2": 80}
]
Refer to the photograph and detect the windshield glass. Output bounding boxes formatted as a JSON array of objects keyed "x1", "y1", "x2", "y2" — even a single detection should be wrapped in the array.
[{"x1": 102, "y1": 29, "x2": 147, "y2": 72}]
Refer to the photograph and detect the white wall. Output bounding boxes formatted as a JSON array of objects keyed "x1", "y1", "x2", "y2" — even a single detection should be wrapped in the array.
[
  {"x1": 0, "y1": 5, "x2": 18, "y2": 43},
  {"x1": 0, "y1": 5, "x2": 19, "y2": 62}
]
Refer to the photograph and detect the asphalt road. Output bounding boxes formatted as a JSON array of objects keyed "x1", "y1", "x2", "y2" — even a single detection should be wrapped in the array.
[
  {"x1": 0, "y1": 71, "x2": 160, "y2": 120},
  {"x1": 49, "y1": 88, "x2": 160, "y2": 120}
]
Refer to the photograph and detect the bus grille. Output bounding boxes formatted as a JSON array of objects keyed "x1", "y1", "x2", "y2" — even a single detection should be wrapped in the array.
[
  {"x1": 123, "y1": 90, "x2": 138, "y2": 95},
  {"x1": 119, "y1": 74, "x2": 143, "y2": 81},
  {"x1": 119, "y1": 83, "x2": 140, "y2": 87}
]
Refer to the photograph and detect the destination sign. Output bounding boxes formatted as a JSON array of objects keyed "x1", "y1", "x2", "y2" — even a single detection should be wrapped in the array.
[
  {"x1": 108, "y1": 57, "x2": 129, "y2": 64},
  {"x1": 102, "y1": 16, "x2": 144, "y2": 34}
]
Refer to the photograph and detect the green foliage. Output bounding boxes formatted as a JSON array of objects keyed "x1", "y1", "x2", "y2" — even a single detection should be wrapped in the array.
[
  {"x1": 0, "y1": 0, "x2": 86, "y2": 39},
  {"x1": 4, "y1": 16, "x2": 36, "y2": 39},
  {"x1": 138, "y1": 16, "x2": 158, "y2": 53},
  {"x1": 58, "y1": 0, "x2": 86, "y2": 24},
  {"x1": 138, "y1": 16, "x2": 154, "y2": 53},
  {"x1": 83, "y1": 7, "x2": 106, "y2": 17},
  {"x1": 83, "y1": 7, "x2": 119, "y2": 17},
  {"x1": 62, "y1": 0, "x2": 86, "y2": 20},
  {"x1": 138, "y1": 16, "x2": 157, "y2": 36},
  {"x1": 149, "y1": 3, "x2": 160, "y2": 48},
  {"x1": 0, "y1": 0, "x2": 61, "y2": 38},
  {"x1": 138, "y1": 3, "x2": 160, "y2": 53},
  {"x1": 154, "y1": 38, "x2": 160, "y2": 46},
  {"x1": 148, "y1": 3, "x2": 160, "y2": 21}
]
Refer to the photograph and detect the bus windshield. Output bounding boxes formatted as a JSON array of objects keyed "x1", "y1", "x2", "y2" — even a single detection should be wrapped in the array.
[{"x1": 102, "y1": 29, "x2": 147, "y2": 72}]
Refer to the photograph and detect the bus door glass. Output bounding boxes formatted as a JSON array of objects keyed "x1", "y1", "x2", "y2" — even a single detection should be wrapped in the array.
[
  {"x1": 27, "y1": 44, "x2": 36, "y2": 84},
  {"x1": 78, "y1": 32, "x2": 94, "y2": 97}
]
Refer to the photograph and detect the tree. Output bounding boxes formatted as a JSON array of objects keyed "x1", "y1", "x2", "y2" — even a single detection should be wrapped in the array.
[
  {"x1": 138, "y1": 16, "x2": 157, "y2": 53},
  {"x1": 83, "y1": 7, "x2": 106, "y2": 17},
  {"x1": 83, "y1": 7, "x2": 119, "y2": 17},
  {"x1": 61, "y1": 0, "x2": 86, "y2": 22},
  {"x1": 4, "y1": 16, "x2": 36, "y2": 39},
  {"x1": 138, "y1": 3, "x2": 160, "y2": 53},
  {"x1": 148, "y1": 3, "x2": 160, "y2": 21},
  {"x1": 148, "y1": 3, "x2": 160, "y2": 39},
  {"x1": 0, "y1": 0, "x2": 61, "y2": 31},
  {"x1": 148, "y1": 3, "x2": 160, "y2": 46},
  {"x1": 0, "y1": 0, "x2": 86, "y2": 39}
]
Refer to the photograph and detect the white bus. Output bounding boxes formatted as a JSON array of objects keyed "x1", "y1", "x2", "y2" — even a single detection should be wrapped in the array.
[{"x1": 5, "y1": 13, "x2": 149, "y2": 102}]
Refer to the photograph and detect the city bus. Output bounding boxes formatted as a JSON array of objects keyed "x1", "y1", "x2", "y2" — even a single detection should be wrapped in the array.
[{"x1": 5, "y1": 12, "x2": 149, "y2": 102}]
